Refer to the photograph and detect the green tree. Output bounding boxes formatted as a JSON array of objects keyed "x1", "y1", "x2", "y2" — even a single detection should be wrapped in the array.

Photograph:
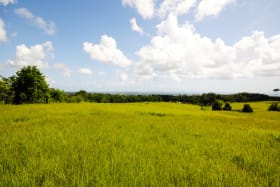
[
  {"x1": 268, "y1": 103, "x2": 280, "y2": 112},
  {"x1": 49, "y1": 88, "x2": 66, "y2": 103},
  {"x1": 75, "y1": 90, "x2": 88, "y2": 102},
  {"x1": 11, "y1": 66, "x2": 49, "y2": 104},
  {"x1": 242, "y1": 104, "x2": 253, "y2": 113},
  {"x1": 223, "y1": 102, "x2": 232, "y2": 111},
  {"x1": 0, "y1": 76, "x2": 14, "y2": 104},
  {"x1": 212, "y1": 100, "x2": 223, "y2": 111},
  {"x1": 273, "y1": 88, "x2": 280, "y2": 97}
]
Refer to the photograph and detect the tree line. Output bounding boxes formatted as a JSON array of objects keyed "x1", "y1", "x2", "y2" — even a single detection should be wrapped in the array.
[{"x1": 0, "y1": 66, "x2": 279, "y2": 105}]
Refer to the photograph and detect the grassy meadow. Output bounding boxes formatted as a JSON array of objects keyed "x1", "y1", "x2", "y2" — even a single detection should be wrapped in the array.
[{"x1": 0, "y1": 102, "x2": 279, "y2": 186}]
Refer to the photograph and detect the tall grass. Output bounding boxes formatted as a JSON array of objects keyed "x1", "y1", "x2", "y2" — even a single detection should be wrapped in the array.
[{"x1": 0, "y1": 102, "x2": 279, "y2": 186}]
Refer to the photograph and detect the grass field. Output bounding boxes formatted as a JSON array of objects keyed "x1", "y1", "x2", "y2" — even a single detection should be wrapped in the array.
[{"x1": 0, "y1": 102, "x2": 279, "y2": 186}]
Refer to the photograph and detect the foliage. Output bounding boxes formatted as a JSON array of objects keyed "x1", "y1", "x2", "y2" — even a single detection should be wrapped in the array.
[
  {"x1": 212, "y1": 100, "x2": 223, "y2": 111},
  {"x1": 49, "y1": 88, "x2": 66, "y2": 103},
  {"x1": 220, "y1": 92, "x2": 271, "y2": 102},
  {"x1": 268, "y1": 103, "x2": 280, "y2": 112},
  {"x1": 1, "y1": 67, "x2": 280, "y2": 105},
  {"x1": 0, "y1": 102, "x2": 279, "y2": 186},
  {"x1": 242, "y1": 104, "x2": 253, "y2": 113},
  {"x1": 10, "y1": 66, "x2": 49, "y2": 104},
  {"x1": 0, "y1": 76, "x2": 13, "y2": 104},
  {"x1": 223, "y1": 102, "x2": 232, "y2": 111}
]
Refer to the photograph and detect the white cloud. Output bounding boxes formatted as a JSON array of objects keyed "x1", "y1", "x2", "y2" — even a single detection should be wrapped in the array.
[
  {"x1": 195, "y1": 0, "x2": 236, "y2": 21},
  {"x1": 0, "y1": 0, "x2": 16, "y2": 6},
  {"x1": 15, "y1": 8, "x2": 55, "y2": 35},
  {"x1": 79, "y1": 68, "x2": 93, "y2": 75},
  {"x1": 118, "y1": 72, "x2": 128, "y2": 82},
  {"x1": 134, "y1": 63, "x2": 156, "y2": 80},
  {"x1": 83, "y1": 35, "x2": 132, "y2": 67},
  {"x1": 122, "y1": 0, "x2": 155, "y2": 19},
  {"x1": 130, "y1": 18, "x2": 144, "y2": 35},
  {"x1": 52, "y1": 63, "x2": 72, "y2": 77},
  {"x1": 8, "y1": 41, "x2": 53, "y2": 69},
  {"x1": 0, "y1": 18, "x2": 7, "y2": 42},
  {"x1": 135, "y1": 14, "x2": 280, "y2": 81},
  {"x1": 232, "y1": 31, "x2": 280, "y2": 78},
  {"x1": 122, "y1": 0, "x2": 235, "y2": 21},
  {"x1": 158, "y1": 0, "x2": 197, "y2": 18}
]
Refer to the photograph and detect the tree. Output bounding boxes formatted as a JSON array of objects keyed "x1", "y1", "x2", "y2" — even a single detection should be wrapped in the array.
[
  {"x1": 268, "y1": 103, "x2": 280, "y2": 112},
  {"x1": 273, "y1": 88, "x2": 280, "y2": 97},
  {"x1": 49, "y1": 88, "x2": 66, "y2": 103},
  {"x1": 201, "y1": 93, "x2": 217, "y2": 106},
  {"x1": 0, "y1": 76, "x2": 14, "y2": 104},
  {"x1": 75, "y1": 90, "x2": 88, "y2": 102},
  {"x1": 223, "y1": 102, "x2": 232, "y2": 111},
  {"x1": 11, "y1": 66, "x2": 49, "y2": 104},
  {"x1": 212, "y1": 100, "x2": 223, "y2": 111},
  {"x1": 242, "y1": 104, "x2": 253, "y2": 113}
]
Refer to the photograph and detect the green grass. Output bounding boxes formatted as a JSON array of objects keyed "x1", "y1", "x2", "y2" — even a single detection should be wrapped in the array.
[{"x1": 0, "y1": 102, "x2": 279, "y2": 186}]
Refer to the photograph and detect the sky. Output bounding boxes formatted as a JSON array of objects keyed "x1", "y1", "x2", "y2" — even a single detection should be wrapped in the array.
[{"x1": 0, "y1": 0, "x2": 280, "y2": 94}]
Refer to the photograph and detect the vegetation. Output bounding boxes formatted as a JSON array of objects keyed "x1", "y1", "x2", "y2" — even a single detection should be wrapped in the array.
[
  {"x1": 268, "y1": 103, "x2": 280, "y2": 112},
  {"x1": 212, "y1": 100, "x2": 223, "y2": 110},
  {"x1": 1, "y1": 66, "x2": 280, "y2": 105},
  {"x1": 9, "y1": 66, "x2": 49, "y2": 104},
  {"x1": 0, "y1": 66, "x2": 279, "y2": 185},
  {"x1": 273, "y1": 88, "x2": 280, "y2": 96},
  {"x1": 49, "y1": 88, "x2": 66, "y2": 103},
  {"x1": 242, "y1": 104, "x2": 254, "y2": 113},
  {"x1": 0, "y1": 102, "x2": 279, "y2": 186},
  {"x1": 0, "y1": 75, "x2": 13, "y2": 104},
  {"x1": 223, "y1": 102, "x2": 232, "y2": 111}
]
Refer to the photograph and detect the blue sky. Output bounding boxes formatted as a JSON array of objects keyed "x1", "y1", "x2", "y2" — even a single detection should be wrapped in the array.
[{"x1": 0, "y1": 0, "x2": 280, "y2": 94}]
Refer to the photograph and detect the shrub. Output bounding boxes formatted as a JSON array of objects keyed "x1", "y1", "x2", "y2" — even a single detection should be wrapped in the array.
[
  {"x1": 212, "y1": 100, "x2": 223, "y2": 111},
  {"x1": 242, "y1": 104, "x2": 253, "y2": 113},
  {"x1": 268, "y1": 103, "x2": 280, "y2": 111},
  {"x1": 223, "y1": 102, "x2": 232, "y2": 111}
]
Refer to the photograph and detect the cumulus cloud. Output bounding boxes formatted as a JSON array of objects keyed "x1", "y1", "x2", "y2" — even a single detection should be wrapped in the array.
[
  {"x1": 79, "y1": 68, "x2": 93, "y2": 75},
  {"x1": 122, "y1": 0, "x2": 235, "y2": 21},
  {"x1": 8, "y1": 41, "x2": 53, "y2": 69},
  {"x1": 130, "y1": 18, "x2": 144, "y2": 35},
  {"x1": 122, "y1": 0, "x2": 155, "y2": 19},
  {"x1": 158, "y1": 0, "x2": 197, "y2": 18},
  {"x1": 83, "y1": 35, "x2": 132, "y2": 67},
  {"x1": 195, "y1": 0, "x2": 236, "y2": 21},
  {"x1": 52, "y1": 63, "x2": 72, "y2": 77},
  {"x1": 135, "y1": 63, "x2": 156, "y2": 80},
  {"x1": 135, "y1": 14, "x2": 280, "y2": 81},
  {"x1": 0, "y1": 18, "x2": 7, "y2": 42},
  {"x1": 232, "y1": 31, "x2": 280, "y2": 78},
  {"x1": 15, "y1": 8, "x2": 55, "y2": 35},
  {"x1": 0, "y1": 0, "x2": 16, "y2": 6}
]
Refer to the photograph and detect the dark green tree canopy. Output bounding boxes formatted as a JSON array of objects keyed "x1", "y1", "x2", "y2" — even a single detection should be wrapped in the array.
[
  {"x1": 212, "y1": 100, "x2": 223, "y2": 111},
  {"x1": 0, "y1": 75, "x2": 13, "y2": 103},
  {"x1": 242, "y1": 104, "x2": 253, "y2": 113},
  {"x1": 268, "y1": 103, "x2": 280, "y2": 112},
  {"x1": 223, "y1": 102, "x2": 232, "y2": 111},
  {"x1": 11, "y1": 66, "x2": 49, "y2": 104}
]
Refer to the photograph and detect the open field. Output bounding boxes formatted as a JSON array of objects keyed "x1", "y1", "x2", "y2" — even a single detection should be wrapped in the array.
[{"x1": 0, "y1": 102, "x2": 279, "y2": 186}]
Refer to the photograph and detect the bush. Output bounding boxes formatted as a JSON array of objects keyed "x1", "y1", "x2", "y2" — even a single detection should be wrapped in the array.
[
  {"x1": 223, "y1": 102, "x2": 232, "y2": 111},
  {"x1": 268, "y1": 103, "x2": 280, "y2": 111},
  {"x1": 242, "y1": 104, "x2": 253, "y2": 113},
  {"x1": 212, "y1": 100, "x2": 223, "y2": 111}
]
